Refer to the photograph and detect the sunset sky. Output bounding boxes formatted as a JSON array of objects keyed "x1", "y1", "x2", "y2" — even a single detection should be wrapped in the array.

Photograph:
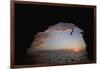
[{"x1": 30, "y1": 23, "x2": 86, "y2": 52}]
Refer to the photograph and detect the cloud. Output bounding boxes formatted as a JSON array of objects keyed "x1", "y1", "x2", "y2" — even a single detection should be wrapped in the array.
[
  {"x1": 28, "y1": 22, "x2": 86, "y2": 51},
  {"x1": 27, "y1": 22, "x2": 88, "y2": 64}
]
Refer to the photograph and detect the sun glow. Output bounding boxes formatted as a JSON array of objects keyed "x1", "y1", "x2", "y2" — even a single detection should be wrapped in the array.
[
  {"x1": 63, "y1": 48, "x2": 81, "y2": 52},
  {"x1": 73, "y1": 48, "x2": 81, "y2": 52}
]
